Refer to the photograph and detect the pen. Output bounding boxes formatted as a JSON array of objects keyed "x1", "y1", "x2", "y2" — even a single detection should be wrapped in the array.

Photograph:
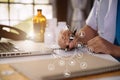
[{"x1": 65, "y1": 26, "x2": 77, "y2": 51}]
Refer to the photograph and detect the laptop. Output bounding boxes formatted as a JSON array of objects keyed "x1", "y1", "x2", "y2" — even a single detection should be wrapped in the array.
[{"x1": 0, "y1": 40, "x2": 53, "y2": 58}]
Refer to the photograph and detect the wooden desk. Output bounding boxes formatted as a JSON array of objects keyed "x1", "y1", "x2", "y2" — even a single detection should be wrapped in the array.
[{"x1": 0, "y1": 64, "x2": 29, "y2": 80}]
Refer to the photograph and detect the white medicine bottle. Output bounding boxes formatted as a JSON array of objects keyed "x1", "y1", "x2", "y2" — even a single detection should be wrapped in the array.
[{"x1": 44, "y1": 27, "x2": 54, "y2": 47}]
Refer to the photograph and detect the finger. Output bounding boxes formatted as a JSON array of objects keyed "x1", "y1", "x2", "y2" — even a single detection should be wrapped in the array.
[
  {"x1": 88, "y1": 42, "x2": 109, "y2": 54},
  {"x1": 69, "y1": 41, "x2": 75, "y2": 49},
  {"x1": 69, "y1": 39, "x2": 78, "y2": 49},
  {"x1": 87, "y1": 46, "x2": 95, "y2": 53},
  {"x1": 58, "y1": 34, "x2": 67, "y2": 49},
  {"x1": 62, "y1": 29, "x2": 71, "y2": 37},
  {"x1": 87, "y1": 43, "x2": 99, "y2": 53},
  {"x1": 58, "y1": 30, "x2": 72, "y2": 49},
  {"x1": 61, "y1": 30, "x2": 71, "y2": 41},
  {"x1": 88, "y1": 44, "x2": 104, "y2": 54}
]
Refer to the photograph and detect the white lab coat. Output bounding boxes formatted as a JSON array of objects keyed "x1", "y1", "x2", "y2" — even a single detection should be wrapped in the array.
[{"x1": 86, "y1": 0, "x2": 118, "y2": 43}]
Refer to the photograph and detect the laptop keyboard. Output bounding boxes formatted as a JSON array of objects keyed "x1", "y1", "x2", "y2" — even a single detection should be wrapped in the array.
[
  {"x1": 0, "y1": 42, "x2": 20, "y2": 52},
  {"x1": 0, "y1": 42, "x2": 53, "y2": 58}
]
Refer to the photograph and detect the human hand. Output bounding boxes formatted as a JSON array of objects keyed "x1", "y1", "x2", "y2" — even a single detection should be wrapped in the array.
[
  {"x1": 58, "y1": 29, "x2": 86, "y2": 50},
  {"x1": 58, "y1": 29, "x2": 72, "y2": 49},
  {"x1": 87, "y1": 36, "x2": 114, "y2": 54}
]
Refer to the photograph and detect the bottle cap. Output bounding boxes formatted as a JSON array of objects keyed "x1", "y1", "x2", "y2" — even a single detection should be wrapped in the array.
[{"x1": 37, "y1": 9, "x2": 42, "y2": 12}]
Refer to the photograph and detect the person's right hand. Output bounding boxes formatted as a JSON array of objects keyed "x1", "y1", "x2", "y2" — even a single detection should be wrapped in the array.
[
  {"x1": 58, "y1": 29, "x2": 72, "y2": 49},
  {"x1": 58, "y1": 29, "x2": 79, "y2": 50}
]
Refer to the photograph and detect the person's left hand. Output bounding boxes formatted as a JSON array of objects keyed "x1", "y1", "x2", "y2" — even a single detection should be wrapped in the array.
[{"x1": 87, "y1": 36, "x2": 114, "y2": 54}]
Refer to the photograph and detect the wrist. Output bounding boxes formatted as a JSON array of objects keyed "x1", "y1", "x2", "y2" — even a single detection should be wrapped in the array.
[{"x1": 75, "y1": 30, "x2": 87, "y2": 45}]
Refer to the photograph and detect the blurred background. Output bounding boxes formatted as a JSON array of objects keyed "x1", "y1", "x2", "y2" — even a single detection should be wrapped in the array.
[{"x1": 0, "y1": 0, "x2": 94, "y2": 34}]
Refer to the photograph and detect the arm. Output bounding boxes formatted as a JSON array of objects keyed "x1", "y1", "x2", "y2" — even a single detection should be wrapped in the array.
[
  {"x1": 68, "y1": 25, "x2": 98, "y2": 49},
  {"x1": 87, "y1": 36, "x2": 120, "y2": 57},
  {"x1": 76, "y1": 25, "x2": 98, "y2": 44},
  {"x1": 113, "y1": 45, "x2": 120, "y2": 57}
]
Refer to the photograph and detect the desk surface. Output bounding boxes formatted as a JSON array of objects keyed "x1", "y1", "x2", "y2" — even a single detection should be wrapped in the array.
[{"x1": 0, "y1": 64, "x2": 120, "y2": 80}]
